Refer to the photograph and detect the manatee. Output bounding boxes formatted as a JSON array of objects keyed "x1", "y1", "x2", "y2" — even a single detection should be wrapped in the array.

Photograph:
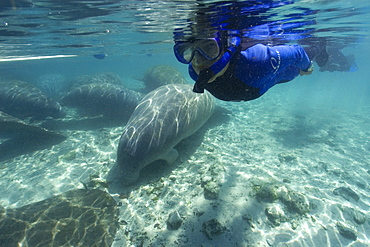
[
  {"x1": 114, "y1": 84, "x2": 215, "y2": 185},
  {"x1": 35, "y1": 73, "x2": 67, "y2": 100},
  {"x1": 141, "y1": 65, "x2": 187, "y2": 93},
  {"x1": 0, "y1": 189, "x2": 119, "y2": 247},
  {"x1": 61, "y1": 82, "x2": 143, "y2": 120},
  {"x1": 0, "y1": 80, "x2": 65, "y2": 120},
  {"x1": 0, "y1": 111, "x2": 66, "y2": 161},
  {"x1": 0, "y1": 111, "x2": 65, "y2": 138},
  {"x1": 69, "y1": 72, "x2": 122, "y2": 91}
]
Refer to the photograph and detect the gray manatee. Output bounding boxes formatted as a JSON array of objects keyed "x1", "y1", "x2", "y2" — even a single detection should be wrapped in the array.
[
  {"x1": 141, "y1": 65, "x2": 187, "y2": 93},
  {"x1": 114, "y1": 84, "x2": 215, "y2": 185},
  {"x1": 61, "y1": 82, "x2": 143, "y2": 120},
  {"x1": 0, "y1": 80, "x2": 64, "y2": 120}
]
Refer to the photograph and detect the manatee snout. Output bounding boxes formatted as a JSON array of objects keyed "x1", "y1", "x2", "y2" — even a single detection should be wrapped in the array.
[
  {"x1": 107, "y1": 160, "x2": 141, "y2": 186},
  {"x1": 117, "y1": 153, "x2": 143, "y2": 184}
]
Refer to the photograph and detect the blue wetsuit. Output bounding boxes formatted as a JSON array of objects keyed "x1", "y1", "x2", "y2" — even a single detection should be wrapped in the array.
[{"x1": 189, "y1": 44, "x2": 311, "y2": 101}]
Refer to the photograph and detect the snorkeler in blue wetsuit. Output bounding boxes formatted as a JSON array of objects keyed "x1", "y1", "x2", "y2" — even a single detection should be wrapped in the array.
[
  {"x1": 172, "y1": 0, "x2": 358, "y2": 101},
  {"x1": 174, "y1": 32, "x2": 316, "y2": 101}
]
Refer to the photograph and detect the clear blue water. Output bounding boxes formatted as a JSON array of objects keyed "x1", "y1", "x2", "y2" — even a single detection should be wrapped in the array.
[
  {"x1": 1, "y1": 0, "x2": 370, "y2": 246},
  {"x1": 0, "y1": 0, "x2": 368, "y2": 87}
]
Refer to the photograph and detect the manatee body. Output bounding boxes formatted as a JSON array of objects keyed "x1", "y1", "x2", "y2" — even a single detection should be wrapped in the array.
[
  {"x1": 35, "y1": 74, "x2": 67, "y2": 100},
  {"x1": 0, "y1": 80, "x2": 64, "y2": 120},
  {"x1": 115, "y1": 84, "x2": 215, "y2": 185},
  {"x1": 61, "y1": 82, "x2": 143, "y2": 119},
  {"x1": 142, "y1": 65, "x2": 187, "y2": 93},
  {"x1": 69, "y1": 72, "x2": 122, "y2": 91},
  {"x1": 0, "y1": 111, "x2": 66, "y2": 161}
]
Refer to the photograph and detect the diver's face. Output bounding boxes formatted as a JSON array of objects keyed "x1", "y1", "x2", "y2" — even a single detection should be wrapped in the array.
[
  {"x1": 174, "y1": 37, "x2": 223, "y2": 70},
  {"x1": 191, "y1": 50, "x2": 217, "y2": 69}
]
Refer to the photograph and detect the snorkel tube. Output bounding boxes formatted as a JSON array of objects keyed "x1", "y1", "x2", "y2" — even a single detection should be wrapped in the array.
[{"x1": 193, "y1": 32, "x2": 241, "y2": 93}]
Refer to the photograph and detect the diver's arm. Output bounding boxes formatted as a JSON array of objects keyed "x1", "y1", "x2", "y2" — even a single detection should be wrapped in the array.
[
  {"x1": 270, "y1": 44, "x2": 312, "y2": 72},
  {"x1": 234, "y1": 44, "x2": 312, "y2": 95}
]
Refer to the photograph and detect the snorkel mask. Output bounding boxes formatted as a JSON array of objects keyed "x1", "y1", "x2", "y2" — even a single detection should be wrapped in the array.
[
  {"x1": 174, "y1": 37, "x2": 223, "y2": 64},
  {"x1": 174, "y1": 31, "x2": 241, "y2": 93}
]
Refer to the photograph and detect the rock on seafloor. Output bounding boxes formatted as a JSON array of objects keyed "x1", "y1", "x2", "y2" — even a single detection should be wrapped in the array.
[
  {"x1": 167, "y1": 210, "x2": 183, "y2": 230},
  {"x1": 336, "y1": 222, "x2": 357, "y2": 241},
  {"x1": 333, "y1": 187, "x2": 360, "y2": 202},
  {"x1": 202, "y1": 219, "x2": 226, "y2": 240}
]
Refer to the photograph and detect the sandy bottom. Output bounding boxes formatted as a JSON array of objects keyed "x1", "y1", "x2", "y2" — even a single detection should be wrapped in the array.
[{"x1": 0, "y1": 80, "x2": 369, "y2": 247}]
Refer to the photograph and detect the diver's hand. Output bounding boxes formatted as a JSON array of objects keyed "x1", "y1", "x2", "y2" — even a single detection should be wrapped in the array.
[{"x1": 300, "y1": 61, "x2": 314, "y2": 76}]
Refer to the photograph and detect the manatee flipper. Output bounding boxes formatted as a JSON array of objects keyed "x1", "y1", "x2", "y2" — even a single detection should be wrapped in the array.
[{"x1": 161, "y1": 148, "x2": 179, "y2": 164}]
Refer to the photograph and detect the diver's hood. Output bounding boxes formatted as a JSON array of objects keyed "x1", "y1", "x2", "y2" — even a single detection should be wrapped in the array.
[{"x1": 192, "y1": 35, "x2": 241, "y2": 93}]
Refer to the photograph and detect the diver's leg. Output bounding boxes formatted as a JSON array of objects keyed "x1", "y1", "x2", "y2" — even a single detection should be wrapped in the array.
[{"x1": 303, "y1": 38, "x2": 329, "y2": 67}]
